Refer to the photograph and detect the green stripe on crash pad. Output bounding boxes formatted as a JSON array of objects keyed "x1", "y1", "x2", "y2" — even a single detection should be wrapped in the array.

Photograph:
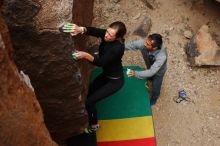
[{"x1": 90, "y1": 66, "x2": 152, "y2": 120}]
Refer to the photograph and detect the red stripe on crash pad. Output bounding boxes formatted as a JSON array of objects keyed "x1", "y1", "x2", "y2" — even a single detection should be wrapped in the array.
[{"x1": 97, "y1": 137, "x2": 156, "y2": 146}]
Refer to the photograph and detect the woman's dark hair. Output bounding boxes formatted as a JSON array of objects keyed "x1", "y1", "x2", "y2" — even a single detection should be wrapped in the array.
[
  {"x1": 148, "y1": 33, "x2": 163, "y2": 50},
  {"x1": 109, "y1": 21, "x2": 127, "y2": 43}
]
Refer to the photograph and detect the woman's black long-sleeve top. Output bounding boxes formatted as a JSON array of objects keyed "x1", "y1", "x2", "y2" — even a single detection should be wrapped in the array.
[{"x1": 85, "y1": 27, "x2": 125, "y2": 78}]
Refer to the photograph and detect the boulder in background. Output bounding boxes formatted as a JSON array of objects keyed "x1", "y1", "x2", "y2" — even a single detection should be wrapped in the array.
[{"x1": 186, "y1": 25, "x2": 220, "y2": 66}]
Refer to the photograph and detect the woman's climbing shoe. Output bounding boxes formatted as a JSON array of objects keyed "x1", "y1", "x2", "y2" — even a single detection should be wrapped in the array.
[
  {"x1": 150, "y1": 97, "x2": 158, "y2": 106},
  {"x1": 84, "y1": 124, "x2": 100, "y2": 134}
]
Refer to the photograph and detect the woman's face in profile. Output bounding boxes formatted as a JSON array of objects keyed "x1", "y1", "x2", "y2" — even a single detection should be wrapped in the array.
[{"x1": 104, "y1": 27, "x2": 117, "y2": 42}]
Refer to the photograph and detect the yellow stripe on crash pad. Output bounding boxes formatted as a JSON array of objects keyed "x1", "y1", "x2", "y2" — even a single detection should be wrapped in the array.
[{"x1": 97, "y1": 116, "x2": 154, "y2": 142}]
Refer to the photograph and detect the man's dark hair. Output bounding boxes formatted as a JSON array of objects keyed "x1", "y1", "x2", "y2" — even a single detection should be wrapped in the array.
[
  {"x1": 148, "y1": 33, "x2": 163, "y2": 50},
  {"x1": 109, "y1": 21, "x2": 127, "y2": 43}
]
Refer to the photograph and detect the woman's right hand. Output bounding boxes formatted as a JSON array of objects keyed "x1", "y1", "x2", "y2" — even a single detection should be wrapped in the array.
[{"x1": 62, "y1": 23, "x2": 84, "y2": 36}]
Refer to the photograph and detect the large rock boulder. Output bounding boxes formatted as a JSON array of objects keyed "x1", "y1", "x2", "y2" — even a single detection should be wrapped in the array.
[
  {"x1": 185, "y1": 25, "x2": 220, "y2": 66},
  {"x1": 2, "y1": 0, "x2": 94, "y2": 142},
  {"x1": 133, "y1": 16, "x2": 152, "y2": 38},
  {"x1": 0, "y1": 13, "x2": 57, "y2": 146}
]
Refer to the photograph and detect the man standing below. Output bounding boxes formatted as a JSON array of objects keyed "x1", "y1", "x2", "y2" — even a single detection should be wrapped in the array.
[{"x1": 126, "y1": 33, "x2": 167, "y2": 105}]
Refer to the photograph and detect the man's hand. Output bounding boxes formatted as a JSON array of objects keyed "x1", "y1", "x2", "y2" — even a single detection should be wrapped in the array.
[{"x1": 127, "y1": 69, "x2": 136, "y2": 77}]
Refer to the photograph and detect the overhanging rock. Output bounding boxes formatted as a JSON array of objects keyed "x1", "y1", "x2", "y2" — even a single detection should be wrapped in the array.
[
  {"x1": 0, "y1": 12, "x2": 57, "y2": 146},
  {"x1": 2, "y1": 0, "x2": 94, "y2": 142}
]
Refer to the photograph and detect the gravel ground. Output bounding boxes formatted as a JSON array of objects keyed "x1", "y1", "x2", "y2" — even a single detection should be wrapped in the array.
[{"x1": 91, "y1": 0, "x2": 220, "y2": 145}]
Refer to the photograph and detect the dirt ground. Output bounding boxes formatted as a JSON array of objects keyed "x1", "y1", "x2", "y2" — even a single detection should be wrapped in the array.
[{"x1": 90, "y1": 0, "x2": 220, "y2": 146}]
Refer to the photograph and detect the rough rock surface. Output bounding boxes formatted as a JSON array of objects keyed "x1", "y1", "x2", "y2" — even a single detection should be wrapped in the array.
[
  {"x1": 186, "y1": 25, "x2": 220, "y2": 66},
  {"x1": 2, "y1": 0, "x2": 94, "y2": 142},
  {"x1": 0, "y1": 13, "x2": 57, "y2": 146}
]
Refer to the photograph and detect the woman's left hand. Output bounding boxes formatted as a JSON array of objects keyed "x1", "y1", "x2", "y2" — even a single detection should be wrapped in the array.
[
  {"x1": 75, "y1": 51, "x2": 88, "y2": 59},
  {"x1": 75, "y1": 51, "x2": 94, "y2": 62}
]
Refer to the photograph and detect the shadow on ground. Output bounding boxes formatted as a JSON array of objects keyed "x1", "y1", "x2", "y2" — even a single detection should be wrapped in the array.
[{"x1": 66, "y1": 133, "x2": 97, "y2": 146}]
